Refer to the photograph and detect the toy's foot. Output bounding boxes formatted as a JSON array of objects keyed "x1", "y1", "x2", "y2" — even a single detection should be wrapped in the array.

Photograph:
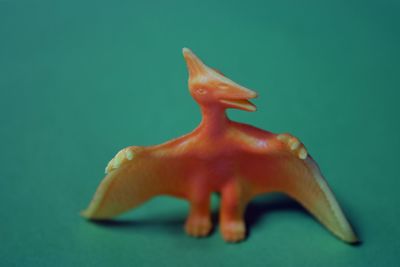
[
  {"x1": 277, "y1": 133, "x2": 308, "y2": 159},
  {"x1": 105, "y1": 147, "x2": 136, "y2": 173},
  {"x1": 184, "y1": 216, "x2": 212, "y2": 238},
  {"x1": 221, "y1": 221, "x2": 246, "y2": 243}
]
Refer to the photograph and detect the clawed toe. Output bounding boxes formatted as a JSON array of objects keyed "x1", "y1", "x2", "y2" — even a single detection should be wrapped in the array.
[
  {"x1": 277, "y1": 133, "x2": 308, "y2": 160},
  {"x1": 185, "y1": 217, "x2": 212, "y2": 238},
  {"x1": 221, "y1": 221, "x2": 246, "y2": 243},
  {"x1": 105, "y1": 147, "x2": 136, "y2": 173}
]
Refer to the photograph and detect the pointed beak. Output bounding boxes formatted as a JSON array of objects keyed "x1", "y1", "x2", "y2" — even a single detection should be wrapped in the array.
[
  {"x1": 182, "y1": 48, "x2": 207, "y2": 77},
  {"x1": 217, "y1": 77, "x2": 258, "y2": 112},
  {"x1": 219, "y1": 90, "x2": 258, "y2": 111}
]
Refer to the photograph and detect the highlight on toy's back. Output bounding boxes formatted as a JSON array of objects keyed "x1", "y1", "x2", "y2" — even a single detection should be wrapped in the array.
[{"x1": 81, "y1": 48, "x2": 358, "y2": 244}]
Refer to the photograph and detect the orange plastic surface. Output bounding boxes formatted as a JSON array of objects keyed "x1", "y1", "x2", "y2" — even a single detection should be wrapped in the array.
[{"x1": 82, "y1": 48, "x2": 357, "y2": 243}]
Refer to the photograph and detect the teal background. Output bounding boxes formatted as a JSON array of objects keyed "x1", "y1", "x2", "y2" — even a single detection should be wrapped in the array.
[{"x1": 1, "y1": 0, "x2": 399, "y2": 266}]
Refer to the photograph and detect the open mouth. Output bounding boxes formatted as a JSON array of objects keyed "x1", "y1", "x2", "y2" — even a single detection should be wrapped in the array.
[{"x1": 220, "y1": 99, "x2": 257, "y2": 111}]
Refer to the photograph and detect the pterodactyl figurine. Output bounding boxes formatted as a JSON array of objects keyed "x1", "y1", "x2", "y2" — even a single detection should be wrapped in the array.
[{"x1": 82, "y1": 48, "x2": 358, "y2": 243}]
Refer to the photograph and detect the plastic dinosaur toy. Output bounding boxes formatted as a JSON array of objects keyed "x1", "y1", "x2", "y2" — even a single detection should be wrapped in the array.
[{"x1": 82, "y1": 48, "x2": 357, "y2": 243}]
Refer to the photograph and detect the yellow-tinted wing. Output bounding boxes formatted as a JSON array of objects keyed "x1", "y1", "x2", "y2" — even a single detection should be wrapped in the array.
[
  {"x1": 266, "y1": 154, "x2": 358, "y2": 243},
  {"x1": 81, "y1": 147, "x2": 182, "y2": 220},
  {"x1": 243, "y1": 139, "x2": 358, "y2": 243},
  {"x1": 291, "y1": 156, "x2": 356, "y2": 242}
]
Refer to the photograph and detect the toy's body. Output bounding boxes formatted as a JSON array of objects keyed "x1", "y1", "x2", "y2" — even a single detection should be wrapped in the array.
[{"x1": 82, "y1": 48, "x2": 357, "y2": 243}]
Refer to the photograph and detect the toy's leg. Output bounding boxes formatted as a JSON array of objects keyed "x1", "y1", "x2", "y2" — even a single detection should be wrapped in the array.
[
  {"x1": 220, "y1": 182, "x2": 249, "y2": 243},
  {"x1": 184, "y1": 190, "x2": 212, "y2": 237}
]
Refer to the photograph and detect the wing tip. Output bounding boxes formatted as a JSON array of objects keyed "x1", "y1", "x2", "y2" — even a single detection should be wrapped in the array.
[
  {"x1": 80, "y1": 209, "x2": 93, "y2": 219},
  {"x1": 338, "y1": 227, "x2": 360, "y2": 244},
  {"x1": 80, "y1": 208, "x2": 114, "y2": 221}
]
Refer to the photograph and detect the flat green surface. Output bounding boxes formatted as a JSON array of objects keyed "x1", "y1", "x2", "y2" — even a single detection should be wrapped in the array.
[{"x1": 1, "y1": 1, "x2": 400, "y2": 266}]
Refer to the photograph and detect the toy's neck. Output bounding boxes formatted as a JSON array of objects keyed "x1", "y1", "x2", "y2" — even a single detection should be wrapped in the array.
[{"x1": 198, "y1": 105, "x2": 230, "y2": 137}]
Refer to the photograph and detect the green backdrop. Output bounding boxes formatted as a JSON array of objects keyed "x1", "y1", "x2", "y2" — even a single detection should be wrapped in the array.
[{"x1": 1, "y1": 1, "x2": 399, "y2": 266}]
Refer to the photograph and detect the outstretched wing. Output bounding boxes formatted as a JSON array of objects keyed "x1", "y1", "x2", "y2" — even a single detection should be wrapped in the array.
[
  {"x1": 81, "y1": 147, "x2": 184, "y2": 220},
  {"x1": 244, "y1": 145, "x2": 358, "y2": 243},
  {"x1": 278, "y1": 155, "x2": 358, "y2": 243}
]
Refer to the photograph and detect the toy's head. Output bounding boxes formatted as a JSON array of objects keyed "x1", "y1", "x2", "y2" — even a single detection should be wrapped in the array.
[{"x1": 183, "y1": 48, "x2": 257, "y2": 112}]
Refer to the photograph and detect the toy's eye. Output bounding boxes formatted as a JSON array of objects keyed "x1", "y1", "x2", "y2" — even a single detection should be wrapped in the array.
[{"x1": 196, "y1": 88, "x2": 207, "y2": 95}]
